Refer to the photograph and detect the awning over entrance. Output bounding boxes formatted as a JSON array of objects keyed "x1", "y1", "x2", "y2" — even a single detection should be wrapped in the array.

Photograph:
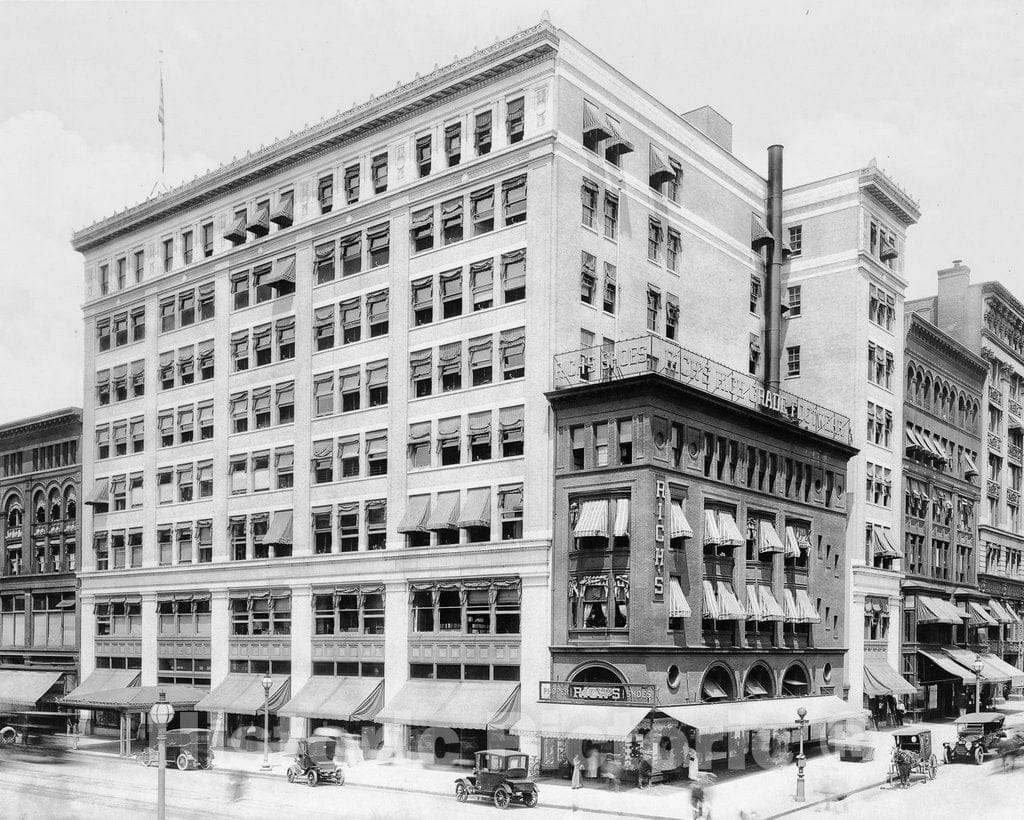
[
  {"x1": 660, "y1": 695, "x2": 867, "y2": 733},
  {"x1": 0, "y1": 670, "x2": 64, "y2": 708},
  {"x1": 63, "y1": 668, "x2": 141, "y2": 702},
  {"x1": 377, "y1": 681, "x2": 520, "y2": 730},
  {"x1": 862, "y1": 658, "x2": 917, "y2": 696},
  {"x1": 916, "y1": 596, "x2": 965, "y2": 625},
  {"x1": 60, "y1": 685, "x2": 208, "y2": 711},
  {"x1": 918, "y1": 648, "x2": 974, "y2": 683},
  {"x1": 194, "y1": 674, "x2": 291, "y2": 715},
  {"x1": 278, "y1": 677, "x2": 384, "y2": 721},
  {"x1": 511, "y1": 702, "x2": 650, "y2": 742},
  {"x1": 945, "y1": 648, "x2": 1011, "y2": 684},
  {"x1": 979, "y1": 654, "x2": 1024, "y2": 688}
]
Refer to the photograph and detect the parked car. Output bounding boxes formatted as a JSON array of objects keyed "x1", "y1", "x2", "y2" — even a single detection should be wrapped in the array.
[
  {"x1": 454, "y1": 749, "x2": 538, "y2": 809},
  {"x1": 942, "y1": 712, "x2": 1006, "y2": 764},
  {"x1": 286, "y1": 737, "x2": 345, "y2": 787},
  {"x1": 137, "y1": 729, "x2": 214, "y2": 770}
]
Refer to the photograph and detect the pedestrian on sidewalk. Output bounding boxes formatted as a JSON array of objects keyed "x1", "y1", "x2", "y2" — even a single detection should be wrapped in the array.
[
  {"x1": 571, "y1": 752, "x2": 583, "y2": 789},
  {"x1": 895, "y1": 698, "x2": 906, "y2": 727}
]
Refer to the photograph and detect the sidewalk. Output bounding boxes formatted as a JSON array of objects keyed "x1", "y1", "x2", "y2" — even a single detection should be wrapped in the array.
[{"x1": 68, "y1": 704, "x2": 1024, "y2": 819}]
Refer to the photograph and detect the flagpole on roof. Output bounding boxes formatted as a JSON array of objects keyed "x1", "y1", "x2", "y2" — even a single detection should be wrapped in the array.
[{"x1": 150, "y1": 51, "x2": 168, "y2": 197}]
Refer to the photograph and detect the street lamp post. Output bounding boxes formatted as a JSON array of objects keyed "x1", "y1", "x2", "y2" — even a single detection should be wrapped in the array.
[
  {"x1": 149, "y1": 689, "x2": 175, "y2": 820},
  {"x1": 794, "y1": 706, "x2": 808, "y2": 802},
  {"x1": 973, "y1": 657, "x2": 984, "y2": 712},
  {"x1": 260, "y1": 675, "x2": 273, "y2": 771}
]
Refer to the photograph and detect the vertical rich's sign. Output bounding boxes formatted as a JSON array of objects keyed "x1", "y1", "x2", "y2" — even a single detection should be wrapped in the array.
[{"x1": 654, "y1": 477, "x2": 666, "y2": 601}]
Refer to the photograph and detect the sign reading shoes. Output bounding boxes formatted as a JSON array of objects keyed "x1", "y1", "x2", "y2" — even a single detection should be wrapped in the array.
[{"x1": 539, "y1": 681, "x2": 656, "y2": 706}]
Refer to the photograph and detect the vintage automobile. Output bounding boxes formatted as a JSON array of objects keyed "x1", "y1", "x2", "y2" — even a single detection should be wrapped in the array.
[
  {"x1": 286, "y1": 737, "x2": 345, "y2": 787},
  {"x1": 942, "y1": 712, "x2": 1006, "y2": 764},
  {"x1": 886, "y1": 729, "x2": 937, "y2": 784},
  {"x1": 454, "y1": 749, "x2": 538, "y2": 809},
  {"x1": 137, "y1": 728, "x2": 214, "y2": 770}
]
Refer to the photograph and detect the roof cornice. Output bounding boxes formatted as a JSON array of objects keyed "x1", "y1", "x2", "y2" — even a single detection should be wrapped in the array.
[
  {"x1": 0, "y1": 407, "x2": 83, "y2": 439},
  {"x1": 907, "y1": 313, "x2": 988, "y2": 378},
  {"x1": 71, "y1": 22, "x2": 559, "y2": 253},
  {"x1": 858, "y1": 164, "x2": 920, "y2": 226}
]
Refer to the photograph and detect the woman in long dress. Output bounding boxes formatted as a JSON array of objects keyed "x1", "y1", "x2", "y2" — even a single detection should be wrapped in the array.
[{"x1": 571, "y1": 753, "x2": 583, "y2": 789}]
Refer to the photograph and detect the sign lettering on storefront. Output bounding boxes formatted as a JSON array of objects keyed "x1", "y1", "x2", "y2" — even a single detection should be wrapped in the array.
[
  {"x1": 654, "y1": 478, "x2": 666, "y2": 600},
  {"x1": 539, "y1": 681, "x2": 656, "y2": 706}
]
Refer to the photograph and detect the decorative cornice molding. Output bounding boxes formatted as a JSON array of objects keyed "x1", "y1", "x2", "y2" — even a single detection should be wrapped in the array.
[
  {"x1": 858, "y1": 163, "x2": 920, "y2": 226},
  {"x1": 907, "y1": 313, "x2": 987, "y2": 378}
]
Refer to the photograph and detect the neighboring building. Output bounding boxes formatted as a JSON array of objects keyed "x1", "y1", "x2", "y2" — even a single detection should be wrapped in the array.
[
  {"x1": 908, "y1": 263, "x2": 1024, "y2": 695},
  {"x1": 780, "y1": 161, "x2": 921, "y2": 706},
  {"x1": 900, "y1": 312, "x2": 1005, "y2": 719},
  {"x1": 0, "y1": 408, "x2": 82, "y2": 716},
  {"x1": 71, "y1": 20, "x2": 869, "y2": 768}
]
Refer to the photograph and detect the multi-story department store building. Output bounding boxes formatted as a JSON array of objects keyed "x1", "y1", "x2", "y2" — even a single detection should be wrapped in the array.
[
  {"x1": 71, "y1": 21, "x2": 872, "y2": 769},
  {"x1": 0, "y1": 409, "x2": 82, "y2": 715},
  {"x1": 908, "y1": 263, "x2": 1024, "y2": 695}
]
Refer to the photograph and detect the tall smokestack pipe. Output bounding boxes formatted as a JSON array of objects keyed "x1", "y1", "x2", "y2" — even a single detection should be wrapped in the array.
[{"x1": 765, "y1": 145, "x2": 784, "y2": 394}]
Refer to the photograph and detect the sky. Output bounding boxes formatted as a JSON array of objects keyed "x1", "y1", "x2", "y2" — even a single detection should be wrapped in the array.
[{"x1": 1, "y1": 0, "x2": 1023, "y2": 424}]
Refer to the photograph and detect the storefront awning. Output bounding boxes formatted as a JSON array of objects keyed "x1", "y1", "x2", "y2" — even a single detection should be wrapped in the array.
[
  {"x1": 278, "y1": 677, "x2": 384, "y2": 721},
  {"x1": 966, "y1": 601, "x2": 998, "y2": 627},
  {"x1": 660, "y1": 695, "x2": 867, "y2": 734},
  {"x1": 987, "y1": 599, "x2": 1015, "y2": 624},
  {"x1": 917, "y1": 648, "x2": 974, "y2": 684},
  {"x1": 917, "y1": 596, "x2": 965, "y2": 625},
  {"x1": 979, "y1": 654, "x2": 1024, "y2": 688},
  {"x1": 377, "y1": 681, "x2": 519, "y2": 730},
  {"x1": 63, "y1": 668, "x2": 141, "y2": 703},
  {"x1": 61, "y1": 684, "x2": 208, "y2": 711},
  {"x1": 511, "y1": 702, "x2": 650, "y2": 742},
  {"x1": 944, "y1": 648, "x2": 1011, "y2": 684},
  {"x1": 194, "y1": 674, "x2": 291, "y2": 715},
  {"x1": 863, "y1": 658, "x2": 917, "y2": 696},
  {"x1": 0, "y1": 670, "x2": 65, "y2": 708}
]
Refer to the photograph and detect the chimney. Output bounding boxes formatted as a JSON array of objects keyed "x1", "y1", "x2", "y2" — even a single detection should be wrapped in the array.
[{"x1": 764, "y1": 145, "x2": 784, "y2": 394}]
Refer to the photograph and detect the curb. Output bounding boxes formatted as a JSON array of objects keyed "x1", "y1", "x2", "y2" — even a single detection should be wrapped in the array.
[{"x1": 764, "y1": 778, "x2": 888, "y2": 819}]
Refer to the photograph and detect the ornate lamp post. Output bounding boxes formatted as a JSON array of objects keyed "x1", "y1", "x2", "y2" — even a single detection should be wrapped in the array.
[
  {"x1": 973, "y1": 657, "x2": 984, "y2": 712},
  {"x1": 260, "y1": 675, "x2": 273, "y2": 771},
  {"x1": 149, "y1": 689, "x2": 175, "y2": 820},
  {"x1": 794, "y1": 706, "x2": 808, "y2": 802}
]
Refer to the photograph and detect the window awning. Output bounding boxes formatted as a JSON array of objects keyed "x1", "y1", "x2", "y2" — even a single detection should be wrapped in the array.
[
  {"x1": 263, "y1": 511, "x2": 293, "y2": 546},
  {"x1": 649, "y1": 144, "x2": 676, "y2": 185},
  {"x1": 751, "y1": 213, "x2": 773, "y2": 250},
  {"x1": 378, "y1": 680, "x2": 519, "y2": 730},
  {"x1": 574, "y1": 499, "x2": 609, "y2": 538},
  {"x1": 944, "y1": 647, "x2": 1011, "y2": 684},
  {"x1": 278, "y1": 677, "x2": 384, "y2": 721},
  {"x1": 758, "y1": 586, "x2": 786, "y2": 621},
  {"x1": 988, "y1": 599, "x2": 1015, "y2": 624},
  {"x1": 0, "y1": 670, "x2": 64, "y2": 708},
  {"x1": 604, "y1": 116, "x2": 634, "y2": 153},
  {"x1": 716, "y1": 581, "x2": 745, "y2": 620},
  {"x1": 979, "y1": 653, "x2": 1024, "y2": 688},
  {"x1": 669, "y1": 577, "x2": 691, "y2": 618},
  {"x1": 917, "y1": 595, "x2": 965, "y2": 625},
  {"x1": 194, "y1": 674, "x2": 291, "y2": 715},
  {"x1": 397, "y1": 496, "x2": 431, "y2": 534},
  {"x1": 758, "y1": 521, "x2": 785, "y2": 554},
  {"x1": 963, "y1": 453, "x2": 979, "y2": 476},
  {"x1": 660, "y1": 696, "x2": 867, "y2": 734},
  {"x1": 85, "y1": 478, "x2": 109, "y2": 507},
  {"x1": 966, "y1": 601, "x2": 998, "y2": 627},
  {"x1": 917, "y1": 648, "x2": 975, "y2": 684},
  {"x1": 511, "y1": 701, "x2": 649, "y2": 741},
  {"x1": 612, "y1": 499, "x2": 630, "y2": 538},
  {"x1": 670, "y1": 501, "x2": 693, "y2": 539},
  {"x1": 1009, "y1": 413, "x2": 1024, "y2": 432},
  {"x1": 458, "y1": 488, "x2": 491, "y2": 529},
  {"x1": 261, "y1": 256, "x2": 296, "y2": 287},
  {"x1": 701, "y1": 580, "x2": 721, "y2": 619},
  {"x1": 703, "y1": 509, "x2": 721, "y2": 546},
  {"x1": 582, "y1": 100, "x2": 612, "y2": 139},
  {"x1": 270, "y1": 191, "x2": 293, "y2": 227},
  {"x1": 426, "y1": 493, "x2": 460, "y2": 531},
  {"x1": 716, "y1": 511, "x2": 745, "y2": 546},
  {"x1": 872, "y1": 527, "x2": 899, "y2": 557},
  {"x1": 795, "y1": 589, "x2": 821, "y2": 623},
  {"x1": 863, "y1": 657, "x2": 917, "y2": 696},
  {"x1": 745, "y1": 584, "x2": 765, "y2": 620}
]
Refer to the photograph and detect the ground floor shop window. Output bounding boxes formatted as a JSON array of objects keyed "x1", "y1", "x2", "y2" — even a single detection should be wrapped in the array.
[
  {"x1": 407, "y1": 726, "x2": 503, "y2": 765},
  {"x1": 226, "y1": 712, "x2": 288, "y2": 751}
]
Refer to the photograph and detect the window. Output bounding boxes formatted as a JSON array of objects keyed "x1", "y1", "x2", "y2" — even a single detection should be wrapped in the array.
[
  {"x1": 411, "y1": 278, "x2": 433, "y2": 326},
  {"x1": 275, "y1": 448, "x2": 294, "y2": 489},
  {"x1": 314, "y1": 304, "x2": 335, "y2": 351},
  {"x1": 580, "y1": 253, "x2": 596, "y2": 305},
  {"x1": 318, "y1": 174, "x2": 333, "y2": 214},
  {"x1": 201, "y1": 221, "x2": 214, "y2": 257},
  {"x1": 96, "y1": 318, "x2": 111, "y2": 352},
  {"x1": 371, "y1": 153, "x2": 388, "y2": 194},
  {"x1": 339, "y1": 367, "x2": 360, "y2": 412},
  {"x1": 367, "y1": 224, "x2": 389, "y2": 267},
  {"x1": 230, "y1": 330, "x2": 248, "y2": 373},
  {"x1": 410, "y1": 350, "x2": 432, "y2": 397},
  {"x1": 439, "y1": 342, "x2": 462, "y2": 392},
  {"x1": 501, "y1": 250, "x2": 526, "y2": 302},
  {"x1": 468, "y1": 411, "x2": 492, "y2": 461},
  {"x1": 112, "y1": 313, "x2": 128, "y2": 347},
  {"x1": 500, "y1": 406, "x2": 524, "y2": 457},
  {"x1": 416, "y1": 134, "x2": 431, "y2": 177},
  {"x1": 367, "y1": 431, "x2": 388, "y2": 476},
  {"x1": 502, "y1": 176, "x2": 527, "y2": 225},
  {"x1": 313, "y1": 374, "x2": 334, "y2": 417},
  {"x1": 441, "y1": 198, "x2": 463, "y2": 245},
  {"x1": 408, "y1": 422, "x2": 431, "y2": 469},
  {"x1": 475, "y1": 110, "x2": 492, "y2": 155},
  {"x1": 787, "y1": 285, "x2": 802, "y2": 317},
  {"x1": 99, "y1": 264, "x2": 109, "y2": 295},
  {"x1": 436, "y1": 417, "x2": 461, "y2": 466},
  {"x1": 230, "y1": 392, "x2": 248, "y2": 433},
  {"x1": 313, "y1": 441, "x2": 334, "y2": 484},
  {"x1": 177, "y1": 464, "x2": 193, "y2": 503},
  {"x1": 178, "y1": 406, "x2": 194, "y2": 442},
  {"x1": 437, "y1": 270, "x2": 462, "y2": 319},
  {"x1": 506, "y1": 96, "x2": 524, "y2": 143},
  {"x1": 581, "y1": 179, "x2": 598, "y2": 228},
  {"x1": 647, "y1": 288, "x2": 661, "y2": 331},
  {"x1": 277, "y1": 318, "x2": 295, "y2": 360},
  {"x1": 276, "y1": 381, "x2": 294, "y2": 425},
  {"x1": 471, "y1": 259, "x2": 493, "y2": 310},
  {"x1": 411, "y1": 206, "x2": 434, "y2": 252},
  {"x1": 869, "y1": 284, "x2": 896, "y2": 331},
  {"x1": 253, "y1": 264, "x2": 273, "y2": 304},
  {"x1": 252, "y1": 388, "x2": 271, "y2": 429},
  {"x1": 665, "y1": 296, "x2": 679, "y2": 341},
  {"x1": 182, "y1": 230, "x2": 194, "y2": 265},
  {"x1": 501, "y1": 328, "x2": 525, "y2": 380},
  {"x1": 366, "y1": 500, "x2": 387, "y2": 550},
  {"x1": 133, "y1": 250, "x2": 145, "y2": 283},
  {"x1": 499, "y1": 485, "x2": 523, "y2": 540},
  {"x1": 340, "y1": 233, "x2": 362, "y2": 276},
  {"x1": 666, "y1": 160, "x2": 682, "y2": 202},
  {"x1": 344, "y1": 163, "x2": 360, "y2": 203},
  {"x1": 604, "y1": 192, "x2": 618, "y2": 239},
  {"x1": 444, "y1": 122, "x2": 461, "y2": 166},
  {"x1": 253, "y1": 324, "x2": 272, "y2": 366},
  {"x1": 159, "y1": 298, "x2": 175, "y2": 333},
  {"x1": 868, "y1": 342, "x2": 895, "y2": 389},
  {"x1": 648, "y1": 218, "x2": 664, "y2": 261},
  {"x1": 666, "y1": 228, "x2": 681, "y2": 272},
  {"x1": 788, "y1": 225, "x2": 802, "y2": 256},
  {"x1": 230, "y1": 270, "x2": 249, "y2": 311},
  {"x1": 314, "y1": 242, "x2": 335, "y2": 284},
  {"x1": 367, "y1": 360, "x2": 388, "y2": 406},
  {"x1": 470, "y1": 187, "x2": 494, "y2": 235},
  {"x1": 786, "y1": 346, "x2": 801, "y2": 377},
  {"x1": 163, "y1": 238, "x2": 174, "y2": 272}
]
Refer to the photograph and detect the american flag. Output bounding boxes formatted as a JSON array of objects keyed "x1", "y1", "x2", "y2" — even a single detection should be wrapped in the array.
[{"x1": 158, "y1": 61, "x2": 165, "y2": 174}]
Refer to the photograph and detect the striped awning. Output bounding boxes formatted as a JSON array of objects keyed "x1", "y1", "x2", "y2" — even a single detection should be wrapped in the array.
[
  {"x1": 574, "y1": 500, "x2": 609, "y2": 538},
  {"x1": 988, "y1": 599, "x2": 1015, "y2": 624},
  {"x1": 649, "y1": 144, "x2": 676, "y2": 185},
  {"x1": 717, "y1": 511, "x2": 745, "y2": 546},
  {"x1": 794, "y1": 589, "x2": 821, "y2": 623},
  {"x1": 62, "y1": 684, "x2": 209, "y2": 711},
  {"x1": 670, "y1": 501, "x2": 693, "y2": 539},
  {"x1": 582, "y1": 100, "x2": 612, "y2": 139},
  {"x1": 863, "y1": 658, "x2": 917, "y2": 696},
  {"x1": 963, "y1": 453, "x2": 979, "y2": 476},
  {"x1": 397, "y1": 496, "x2": 431, "y2": 534},
  {"x1": 661, "y1": 696, "x2": 867, "y2": 734},
  {"x1": 85, "y1": 479, "x2": 109, "y2": 506},
  {"x1": 701, "y1": 580, "x2": 721, "y2": 619},
  {"x1": 745, "y1": 584, "x2": 765, "y2": 620},
  {"x1": 263, "y1": 511, "x2": 293, "y2": 546},
  {"x1": 872, "y1": 527, "x2": 900, "y2": 557},
  {"x1": 612, "y1": 499, "x2": 630, "y2": 538},
  {"x1": 944, "y1": 647, "x2": 1010, "y2": 684},
  {"x1": 758, "y1": 521, "x2": 785, "y2": 554},
  {"x1": 917, "y1": 596, "x2": 965, "y2": 625},
  {"x1": 457, "y1": 488, "x2": 491, "y2": 529},
  {"x1": 261, "y1": 256, "x2": 296, "y2": 287},
  {"x1": 603, "y1": 115, "x2": 634, "y2": 153},
  {"x1": 967, "y1": 601, "x2": 998, "y2": 627},
  {"x1": 278, "y1": 677, "x2": 384, "y2": 721},
  {"x1": 511, "y1": 701, "x2": 647, "y2": 742},
  {"x1": 270, "y1": 191, "x2": 293, "y2": 227},
  {"x1": 703, "y1": 509, "x2": 721, "y2": 546},
  {"x1": 0, "y1": 670, "x2": 65, "y2": 708},
  {"x1": 716, "y1": 581, "x2": 744, "y2": 620},
  {"x1": 918, "y1": 649, "x2": 974, "y2": 684},
  {"x1": 751, "y1": 213, "x2": 773, "y2": 250},
  {"x1": 759, "y1": 586, "x2": 786, "y2": 621},
  {"x1": 669, "y1": 577, "x2": 691, "y2": 618},
  {"x1": 246, "y1": 201, "x2": 270, "y2": 234},
  {"x1": 194, "y1": 674, "x2": 291, "y2": 715},
  {"x1": 379, "y1": 681, "x2": 520, "y2": 730},
  {"x1": 979, "y1": 653, "x2": 1024, "y2": 688},
  {"x1": 1009, "y1": 413, "x2": 1024, "y2": 432},
  {"x1": 426, "y1": 493, "x2": 460, "y2": 531}
]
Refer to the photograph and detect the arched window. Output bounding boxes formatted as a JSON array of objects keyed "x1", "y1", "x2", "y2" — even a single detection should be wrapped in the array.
[
  {"x1": 570, "y1": 663, "x2": 625, "y2": 685},
  {"x1": 922, "y1": 375, "x2": 932, "y2": 410},
  {"x1": 49, "y1": 488, "x2": 61, "y2": 522},
  {"x1": 743, "y1": 664, "x2": 775, "y2": 699},
  {"x1": 33, "y1": 490, "x2": 46, "y2": 524},
  {"x1": 906, "y1": 366, "x2": 916, "y2": 401},
  {"x1": 4, "y1": 496, "x2": 23, "y2": 528},
  {"x1": 781, "y1": 662, "x2": 810, "y2": 696},
  {"x1": 701, "y1": 664, "x2": 735, "y2": 702},
  {"x1": 64, "y1": 488, "x2": 77, "y2": 522}
]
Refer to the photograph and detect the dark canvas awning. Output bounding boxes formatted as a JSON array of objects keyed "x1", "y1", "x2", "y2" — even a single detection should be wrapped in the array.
[
  {"x1": 945, "y1": 647, "x2": 1011, "y2": 684},
  {"x1": 980, "y1": 654, "x2": 1024, "y2": 688},
  {"x1": 64, "y1": 668, "x2": 141, "y2": 702},
  {"x1": 194, "y1": 674, "x2": 291, "y2": 715},
  {"x1": 278, "y1": 677, "x2": 384, "y2": 721},
  {"x1": 751, "y1": 213, "x2": 773, "y2": 250},
  {"x1": 397, "y1": 496, "x2": 431, "y2": 534},
  {"x1": 649, "y1": 144, "x2": 676, "y2": 185},
  {"x1": 917, "y1": 648, "x2": 974, "y2": 684},
  {"x1": 582, "y1": 100, "x2": 612, "y2": 139},
  {"x1": 916, "y1": 596, "x2": 964, "y2": 625},
  {"x1": 260, "y1": 256, "x2": 296, "y2": 287},
  {"x1": 0, "y1": 670, "x2": 65, "y2": 708},
  {"x1": 61, "y1": 684, "x2": 208, "y2": 711},
  {"x1": 377, "y1": 681, "x2": 519, "y2": 730},
  {"x1": 863, "y1": 657, "x2": 917, "y2": 696}
]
